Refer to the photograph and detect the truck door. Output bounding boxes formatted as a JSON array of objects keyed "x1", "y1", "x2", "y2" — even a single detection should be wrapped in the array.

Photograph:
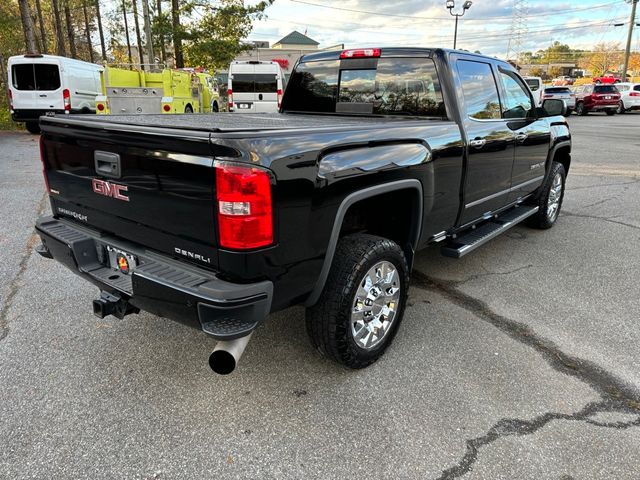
[
  {"x1": 496, "y1": 68, "x2": 550, "y2": 202},
  {"x1": 455, "y1": 59, "x2": 515, "y2": 225}
]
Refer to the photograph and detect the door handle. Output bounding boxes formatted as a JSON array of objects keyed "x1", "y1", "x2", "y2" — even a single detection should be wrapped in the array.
[
  {"x1": 515, "y1": 133, "x2": 528, "y2": 143},
  {"x1": 469, "y1": 139, "x2": 486, "y2": 149}
]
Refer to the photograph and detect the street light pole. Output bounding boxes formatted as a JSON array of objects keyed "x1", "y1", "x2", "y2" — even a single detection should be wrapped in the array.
[
  {"x1": 622, "y1": 0, "x2": 638, "y2": 81},
  {"x1": 446, "y1": 1, "x2": 473, "y2": 50}
]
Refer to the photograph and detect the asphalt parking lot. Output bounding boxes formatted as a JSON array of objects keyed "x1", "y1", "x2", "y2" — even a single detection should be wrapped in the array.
[{"x1": 1, "y1": 112, "x2": 639, "y2": 479}]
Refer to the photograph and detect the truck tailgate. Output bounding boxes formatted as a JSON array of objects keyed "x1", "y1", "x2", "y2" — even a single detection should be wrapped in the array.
[{"x1": 41, "y1": 118, "x2": 220, "y2": 268}]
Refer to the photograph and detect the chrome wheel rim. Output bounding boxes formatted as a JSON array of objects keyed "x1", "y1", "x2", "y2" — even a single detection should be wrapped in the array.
[
  {"x1": 547, "y1": 172, "x2": 563, "y2": 222},
  {"x1": 351, "y1": 261, "x2": 401, "y2": 350}
]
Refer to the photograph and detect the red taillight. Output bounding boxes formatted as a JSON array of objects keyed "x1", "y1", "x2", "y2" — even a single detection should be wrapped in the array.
[
  {"x1": 39, "y1": 136, "x2": 50, "y2": 193},
  {"x1": 277, "y1": 88, "x2": 283, "y2": 109},
  {"x1": 630, "y1": 92, "x2": 640, "y2": 97},
  {"x1": 163, "y1": 104, "x2": 171, "y2": 112},
  {"x1": 215, "y1": 163, "x2": 273, "y2": 250},
  {"x1": 7, "y1": 89, "x2": 13, "y2": 110},
  {"x1": 63, "y1": 88, "x2": 70, "y2": 111},
  {"x1": 97, "y1": 103, "x2": 105, "y2": 111},
  {"x1": 227, "y1": 88, "x2": 233, "y2": 110},
  {"x1": 340, "y1": 48, "x2": 381, "y2": 59}
]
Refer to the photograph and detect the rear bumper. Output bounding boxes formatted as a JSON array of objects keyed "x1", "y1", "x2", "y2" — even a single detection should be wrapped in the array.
[
  {"x1": 11, "y1": 109, "x2": 65, "y2": 122},
  {"x1": 35, "y1": 217, "x2": 273, "y2": 340},
  {"x1": 588, "y1": 103, "x2": 618, "y2": 111}
]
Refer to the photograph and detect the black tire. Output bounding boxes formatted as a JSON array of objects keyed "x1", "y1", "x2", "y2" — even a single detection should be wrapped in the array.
[
  {"x1": 617, "y1": 101, "x2": 626, "y2": 114},
  {"x1": 576, "y1": 102, "x2": 587, "y2": 116},
  {"x1": 527, "y1": 161, "x2": 566, "y2": 230},
  {"x1": 564, "y1": 109, "x2": 572, "y2": 117},
  {"x1": 305, "y1": 234, "x2": 409, "y2": 369},
  {"x1": 211, "y1": 101, "x2": 219, "y2": 112},
  {"x1": 184, "y1": 105, "x2": 193, "y2": 113},
  {"x1": 605, "y1": 110, "x2": 616, "y2": 116},
  {"x1": 25, "y1": 122, "x2": 40, "y2": 134}
]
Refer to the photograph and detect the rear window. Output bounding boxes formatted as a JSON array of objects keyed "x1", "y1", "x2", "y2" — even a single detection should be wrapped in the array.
[
  {"x1": 231, "y1": 73, "x2": 277, "y2": 93},
  {"x1": 282, "y1": 57, "x2": 446, "y2": 117},
  {"x1": 525, "y1": 79, "x2": 541, "y2": 91},
  {"x1": 594, "y1": 85, "x2": 618, "y2": 94},
  {"x1": 634, "y1": 85, "x2": 640, "y2": 92},
  {"x1": 544, "y1": 87, "x2": 571, "y2": 94},
  {"x1": 11, "y1": 63, "x2": 60, "y2": 91}
]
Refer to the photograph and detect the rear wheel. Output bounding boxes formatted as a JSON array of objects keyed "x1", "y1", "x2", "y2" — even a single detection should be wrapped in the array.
[
  {"x1": 605, "y1": 110, "x2": 616, "y2": 116},
  {"x1": 576, "y1": 102, "x2": 587, "y2": 116},
  {"x1": 564, "y1": 109, "x2": 572, "y2": 117},
  {"x1": 211, "y1": 101, "x2": 219, "y2": 112},
  {"x1": 617, "y1": 101, "x2": 626, "y2": 114},
  {"x1": 184, "y1": 105, "x2": 194, "y2": 113},
  {"x1": 305, "y1": 234, "x2": 409, "y2": 369},
  {"x1": 527, "y1": 161, "x2": 566, "y2": 230},
  {"x1": 25, "y1": 122, "x2": 40, "y2": 134}
]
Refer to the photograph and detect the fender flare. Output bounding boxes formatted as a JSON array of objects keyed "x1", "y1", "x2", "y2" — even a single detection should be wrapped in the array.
[{"x1": 304, "y1": 179, "x2": 423, "y2": 307}]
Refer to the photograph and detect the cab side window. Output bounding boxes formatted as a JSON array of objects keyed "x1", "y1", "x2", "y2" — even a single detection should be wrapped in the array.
[
  {"x1": 457, "y1": 60, "x2": 501, "y2": 120},
  {"x1": 498, "y1": 70, "x2": 532, "y2": 119}
]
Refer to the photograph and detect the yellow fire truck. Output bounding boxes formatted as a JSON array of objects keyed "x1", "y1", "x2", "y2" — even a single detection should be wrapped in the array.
[{"x1": 95, "y1": 65, "x2": 219, "y2": 115}]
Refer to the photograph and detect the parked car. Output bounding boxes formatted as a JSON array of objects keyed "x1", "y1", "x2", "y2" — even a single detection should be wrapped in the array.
[
  {"x1": 552, "y1": 75, "x2": 574, "y2": 86},
  {"x1": 574, "y1": 84, "x2": 620, "y2": 115},
  {"x1": 541, "y1": 87, "x2": 576, "y2": 115},
  {"x1": 35, "y1": 48, "x2": 571, "y2": 373},
  {"x1": 7, "y1": 54, "x2": 102, "y2": 134},
  {"x1": 523, "y1": 76, "x2": 543, "y2": 105},
  {"x1": 593, "y1": 74, "x2": 621, "y2": 84},
  {"x1": 613, "y1": 82, "x2": 640, "y2": 114},
  {"x1": 227, "y1": 60, "x2": 286, "y2": 113}
]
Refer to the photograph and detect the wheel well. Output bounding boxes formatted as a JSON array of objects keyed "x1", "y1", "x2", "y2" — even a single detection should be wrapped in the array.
[
  {"x1": 553, "y1": 145, "x2": 571, "y2": 174},
  {"x1": 339, "y1": 188, "x2": 420, "y2": 266}
]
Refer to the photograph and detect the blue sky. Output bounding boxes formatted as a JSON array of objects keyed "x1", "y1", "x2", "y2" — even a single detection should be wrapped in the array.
[{"x1": 247, "y1": 0, "x2": 640, "y2": 57}]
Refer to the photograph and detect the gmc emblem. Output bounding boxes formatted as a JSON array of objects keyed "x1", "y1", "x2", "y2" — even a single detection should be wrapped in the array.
[{"x1": 92, "y1": 178, "x2": 130, "y2": 202}]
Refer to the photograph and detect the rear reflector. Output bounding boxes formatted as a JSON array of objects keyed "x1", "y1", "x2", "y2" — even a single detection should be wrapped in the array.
[
  {"x1": 215, "y1": 163, "x2": 273, "y2": 250},
  {"x1": 277, "y1": 88, "x2": 283, "y2": 109},
  {"x1": 340, "y1": 48, "x2": 381, "y2": 59},
  {"x1": 7, "y1": 89, "x2": 12, "y2": 110},
  {"x1": 97, "y1": 103, "x2": 105, "y2": 111},
  {"x1": 63, "y1": 89, "x2": 70, "y2": 111},
  {"x1": 228, "y1": 88, "x2": 233, "y2": 110},
  {"x1": 163, "y1": 104, "x2": 171, "y2": 112}
]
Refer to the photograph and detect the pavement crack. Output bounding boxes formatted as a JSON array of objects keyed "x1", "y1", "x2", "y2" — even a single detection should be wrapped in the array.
[
  {"x1": 457, "y1": 264, "x2": 534, "y2": 285},
  {"x1": 561, "y1": 210, "x2": 640, "y2": 231},
  {"x1": 409, "y1": 271, "x2": 640, "y2": 479},
  {"x1": 567, "y1": 178, "x2": 640, "y2": 191},
  {"x1": 0, "y1": 193, "x2": 47, "y2": 343}
]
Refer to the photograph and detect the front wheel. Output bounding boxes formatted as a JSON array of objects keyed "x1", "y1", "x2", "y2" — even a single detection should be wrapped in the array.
[
  {"x1": 25, "y1": 122, "x2": 40, "y2": 134},
  {"x1": 527, "y1": 161, "x2": 566, "y2": 230},
  {"x1": 576, "y1": 102, "x2": 587, "y2": 116},
  {"x1": 305, "y1": 234, "x2": 409, "y2": 369},
  {"x1": 564, "y1": 109, "x2": 573, "y2": 117},
  {"x1": 211, "y1": 101, "x2": 219, "y2": 112},
  {"x1": 617, "y1": 102, "x2": 626, "y2": 114}
]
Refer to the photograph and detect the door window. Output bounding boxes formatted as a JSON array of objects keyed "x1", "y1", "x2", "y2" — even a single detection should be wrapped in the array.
[
  {"x1": 457, "y1": 60, "x2": 501, "y2": 120},
  {"x1": 498, "y1": 70, "x2": 532, "y2": 119}
]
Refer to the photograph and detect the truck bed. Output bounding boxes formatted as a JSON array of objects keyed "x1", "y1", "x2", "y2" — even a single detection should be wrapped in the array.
[{"x1": 45, "y1": 112, "x2": 434, "y2": 133}]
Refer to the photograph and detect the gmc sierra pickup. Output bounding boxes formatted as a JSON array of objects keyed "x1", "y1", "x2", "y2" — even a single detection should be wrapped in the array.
[{"x1": 35, "y1": 48, "x2": 571, "y2": 374}]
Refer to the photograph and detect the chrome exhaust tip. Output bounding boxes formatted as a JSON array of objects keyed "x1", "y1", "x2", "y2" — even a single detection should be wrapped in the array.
[{"x1": 208, "y1": 333, "x2": 253, "y2": 375}]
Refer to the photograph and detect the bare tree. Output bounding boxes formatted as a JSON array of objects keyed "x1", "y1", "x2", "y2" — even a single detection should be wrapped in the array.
[
  {"x1": 82, "y1": 1, "x2": 94, "y2": 62},
  {"x1": 157, "y1": 0, "x2": 166, "y2": 62},
  {"x1": 171, "y1": 0, "x2": 183, "y2": 67},
  {"x1": 34, "y1": 0, "x2": 47, "y2": 54},
  {"x1": 122, "y1": 0, "x2": 133, "y2": 63},
  {"x1": 64, "y1": 0, "x2": 77, "y2": 58},
  {"x1": 95, "y1": 0, "x2": 107, "y2": 61},
  {"x1": 51, "y1": 0, "x2": 66, "y2": 56},
  {"x1": 18, "y1": 0, "x2": 38, "y2": 53},
  {"x1": 131, "y1": 0, "x2": 145, "y2": 66}
]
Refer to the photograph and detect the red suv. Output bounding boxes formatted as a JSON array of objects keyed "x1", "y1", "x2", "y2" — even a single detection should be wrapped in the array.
[
  {"x1": 574, "y1": 84, "x2": 620, "y2": 116},
  {"x1": 593, "y1": 74, "x2": 621, "y2": 84}
]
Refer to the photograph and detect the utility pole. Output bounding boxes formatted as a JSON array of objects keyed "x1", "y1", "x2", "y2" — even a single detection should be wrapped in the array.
[
  {"x1": 142, "y1": 0, "x2": 155, "y2": 67},
  {"x1": 622, "y1": 0, "x2": 638, "y2": 81}
]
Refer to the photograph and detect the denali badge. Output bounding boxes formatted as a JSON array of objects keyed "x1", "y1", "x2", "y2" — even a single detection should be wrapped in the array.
[
  {"x1": 174, "y1": 247, "x2": 212, "y2": 264},
  {"x1": 92, "y1": 178, "x2": 129, "y2": 202}
]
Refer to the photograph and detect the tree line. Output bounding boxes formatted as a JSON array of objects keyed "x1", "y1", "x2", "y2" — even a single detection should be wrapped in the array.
[{"x1": 2, "y1": 0, "x2": 273, "y2": 71}]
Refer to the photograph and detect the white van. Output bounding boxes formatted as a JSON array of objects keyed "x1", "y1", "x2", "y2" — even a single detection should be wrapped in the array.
[
  {"x1": 227, "y1": 61, "x2": 285, "y2": 113},
  {"x1": 8, "y1": 54, "x2": 103, "y2": 133},
  {"x1": 523, "y1": 76, "x2": 543, "y2": 105}
]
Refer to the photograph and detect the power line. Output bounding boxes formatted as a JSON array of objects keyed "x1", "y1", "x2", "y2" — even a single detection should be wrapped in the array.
[{"x1": 286, "y1": 0, "x2": 620, "y2": 23}]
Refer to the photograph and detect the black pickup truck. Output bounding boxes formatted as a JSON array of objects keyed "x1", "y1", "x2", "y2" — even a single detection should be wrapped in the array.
[{"x1": 35, "y1": 48, "x2": 571, "y2": 374}]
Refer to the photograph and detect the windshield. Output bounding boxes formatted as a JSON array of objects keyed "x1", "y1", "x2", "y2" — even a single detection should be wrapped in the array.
[
  {"x1": 282, "y1": 57, "x2": 446, "y2": 117},
  {"x1": 544, "y1": 87, "x2": 571, "y2": 94}
]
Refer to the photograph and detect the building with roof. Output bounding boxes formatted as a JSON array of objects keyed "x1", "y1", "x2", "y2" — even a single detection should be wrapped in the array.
[{"x1": 272, "y1": 31, "x2": 320, "y2": 50}]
